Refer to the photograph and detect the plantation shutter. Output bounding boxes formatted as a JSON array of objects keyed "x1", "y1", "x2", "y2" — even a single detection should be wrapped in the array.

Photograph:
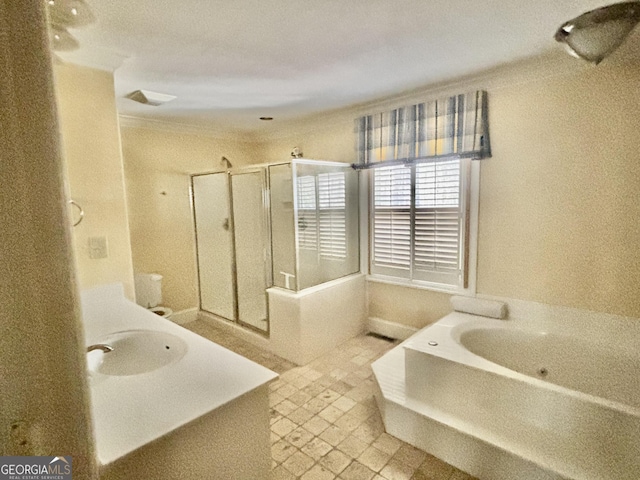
[
  {"x1": 371, "y1": 160, "x2": 462, "y2": 285},
  {"x1": 296, "y1": 175, "x2": 318, "y2": 250},
  {"x1": 413, "y1": 159, "x2": 461, "y2": 284},
  {"x1": 318, "y1": 172, "x2": 346, "y2": 259},
  {"x1": 371, "y1": 166, "x2": 412, "y2": 276}
]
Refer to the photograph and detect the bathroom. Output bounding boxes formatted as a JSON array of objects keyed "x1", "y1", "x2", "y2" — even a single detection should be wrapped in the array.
[{"x1": 2, "y1": 1, "x2": 640, "y2": 480}]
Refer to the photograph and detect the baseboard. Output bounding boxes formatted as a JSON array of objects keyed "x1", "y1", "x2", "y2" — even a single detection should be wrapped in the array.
[
  {"x1": 198, "y1": 311, "x2": 273, "y2": 352},
  {"x1": 170, "y1": 308, "x2": 198, "y2": 325},
  {"x1": 367, "y1": 317, "x2": 419, "y2": 341}
]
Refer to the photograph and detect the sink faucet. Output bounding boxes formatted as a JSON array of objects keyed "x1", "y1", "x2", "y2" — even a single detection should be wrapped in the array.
[{"x1": 87, "y1": 344, "x2": 114, "y2": 353}]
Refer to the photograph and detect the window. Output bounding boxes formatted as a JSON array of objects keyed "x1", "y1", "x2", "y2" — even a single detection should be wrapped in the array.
[
  {"x1": 370, "y1": 158, "x2": 469, "y2": 289},
  {"x1": 318, "y1": 172, "x2": 346, "y2": 259},
  {"x1": 296, "y1": 172, "x2": 347, "y2": 259},
  {"x1": 296, "y1": 175, "x2": 318, "y2": 250}
]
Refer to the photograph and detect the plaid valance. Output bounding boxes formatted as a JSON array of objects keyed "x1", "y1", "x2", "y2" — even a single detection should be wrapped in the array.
[{"x1": 355, "y1": 90, "x2": 490, "y2": 165}]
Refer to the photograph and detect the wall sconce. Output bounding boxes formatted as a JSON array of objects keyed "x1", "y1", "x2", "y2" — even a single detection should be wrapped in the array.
[{"x1": 555, "y1": 1, "x2": 640, "y2": 64}]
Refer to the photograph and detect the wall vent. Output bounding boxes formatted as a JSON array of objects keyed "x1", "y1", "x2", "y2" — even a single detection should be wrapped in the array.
[{"x1": 126, "y1": 89, "x2": 176, "y2": 106}]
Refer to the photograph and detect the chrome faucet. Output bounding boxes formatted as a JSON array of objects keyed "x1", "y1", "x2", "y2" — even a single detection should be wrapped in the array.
[{"x1": 87, "y1": 344, "x2": 114, "y2": 353}]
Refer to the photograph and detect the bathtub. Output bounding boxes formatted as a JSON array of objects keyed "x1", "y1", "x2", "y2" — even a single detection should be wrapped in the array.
[
  {"x1": 373, "y1": 310, "x2": 640, "y2": 480},
  {"x1": 404, "y1": 313, "x2": 640, "y2": 479}
]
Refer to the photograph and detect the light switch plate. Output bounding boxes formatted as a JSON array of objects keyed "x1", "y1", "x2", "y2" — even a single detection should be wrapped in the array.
[{"x1": 88, "y1": 236, "x2": 108, "y2": 259}]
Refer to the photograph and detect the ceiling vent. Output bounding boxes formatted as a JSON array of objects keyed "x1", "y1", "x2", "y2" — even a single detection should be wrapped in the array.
[{"x1": 126, "y1": 89, "x2": 176, "y2": 106}]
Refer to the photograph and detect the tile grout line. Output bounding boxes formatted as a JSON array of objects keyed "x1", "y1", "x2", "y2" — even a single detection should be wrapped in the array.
[{"x1": 184, "y1": 320, "x2": 477, "y2": 480}]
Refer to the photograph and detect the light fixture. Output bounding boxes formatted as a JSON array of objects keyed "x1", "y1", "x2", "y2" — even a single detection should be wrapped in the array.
[
  {"x1": 46, "y1": 0, "x2": 95, "y2": 52},
  {"x1": 49, "y1": 24, "x2": 79, "y2": 51},
  {"x1": 125, "y1": 90, "x2": 177, "y2": 106},
  {"x1": 555, "y1": 1, "x2": 640, "y2": 64},
  {"x1": 48, "y1": 0, "x2": 95, "y2": 28},
  {"x1": 259, "y1": 116, "x2": 274, "y2": 121}
]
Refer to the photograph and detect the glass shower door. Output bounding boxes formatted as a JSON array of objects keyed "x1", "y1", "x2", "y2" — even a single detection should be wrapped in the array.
[
  {"x1": 192, "y1": 173, "x2": 236, "y2": 320},
  {"x1": 231, "y1": 170, "x2": 270, "y2": 332}
]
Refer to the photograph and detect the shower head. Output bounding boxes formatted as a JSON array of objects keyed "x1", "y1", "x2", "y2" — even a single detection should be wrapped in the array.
[{"x1": 221, "y1": 156, "x2": 233, "y2": 168}]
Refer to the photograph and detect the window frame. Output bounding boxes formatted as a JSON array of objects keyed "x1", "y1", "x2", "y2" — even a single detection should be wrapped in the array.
[{"x1": 367, "y1": 157, "x2": 479, "y2": 295}]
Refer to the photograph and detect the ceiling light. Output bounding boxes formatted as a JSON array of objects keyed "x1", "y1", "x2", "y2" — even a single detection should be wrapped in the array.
[
  {"x1": 555, "y1": 1, "x2": 640, "y2": 64},
  {"x1": 49, "y1": 25, "x2": 79, "y2": 51},
  {"x1": 48, "y1": 0, "x2": 95, "y2": 28},
  {"x1": 126, "y1": 90, "x2": 177, "y2": 106}
]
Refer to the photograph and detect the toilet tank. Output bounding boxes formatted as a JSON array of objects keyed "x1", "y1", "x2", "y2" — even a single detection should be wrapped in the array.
[{"x1": 134, "y1": 273, "x2": 163, "y2": 308}]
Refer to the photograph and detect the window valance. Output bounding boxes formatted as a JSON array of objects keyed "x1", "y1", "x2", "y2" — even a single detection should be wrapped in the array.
[{"x1": 355, "y1": 90, "x2": 490, "y2": 166}]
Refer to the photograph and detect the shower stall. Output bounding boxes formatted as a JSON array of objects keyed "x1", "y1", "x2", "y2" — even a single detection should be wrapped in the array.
[{"x1": 191, "y1": 160, "x2": 361, "y2": 342}]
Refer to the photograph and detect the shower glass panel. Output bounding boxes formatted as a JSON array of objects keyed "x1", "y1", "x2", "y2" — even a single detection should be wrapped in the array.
[
  {"x1": 192, "y1": 173, "x2": 235, "y2": 320},
  {"x1": 269, "y1": 160, "x2": 359, "y2": 292},
  {"x1": 293, "y1": 161, "x2": 359, "y2": 290},
  {"x1": 231, "y1": 171, "x2": 270, "y2": 332},
  {"x1": 269, "y1": 163, "x2": 296, "y2": 289}
]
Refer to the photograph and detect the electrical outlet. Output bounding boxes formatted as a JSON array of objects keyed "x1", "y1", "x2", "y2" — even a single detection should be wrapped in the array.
[{"x1": 88, "y1": 236, "x2": 108, "y2": 259}]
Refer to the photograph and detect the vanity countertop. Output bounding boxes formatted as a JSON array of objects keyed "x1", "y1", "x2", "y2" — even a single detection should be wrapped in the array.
[{"x1": 81, "y1": 283, "x2": 278, "y2": 466}]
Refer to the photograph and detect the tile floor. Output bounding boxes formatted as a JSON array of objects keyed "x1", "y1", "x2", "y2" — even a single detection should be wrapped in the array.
[{"x1": 185, "y1": 320, "x2": 478, "y2": 480}]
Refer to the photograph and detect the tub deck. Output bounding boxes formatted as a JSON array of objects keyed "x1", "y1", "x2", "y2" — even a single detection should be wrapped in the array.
[{"x1": 372, "y1": 311, "x2": 640, "y2": 480}]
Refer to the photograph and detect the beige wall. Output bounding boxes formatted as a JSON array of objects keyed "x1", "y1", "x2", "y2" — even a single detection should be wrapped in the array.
[
  {"x1": 477, "y1": 64, "x2": 640, "y2": 318},
  {"x1": 120, "y1": 59, "x2": 640, "y2": 327},
  {"x1": 54, "y1": 63, "x2": 135, "y2": 299},
  {"x1": 259, "y1": 117, "x2": 356, "y2": 165},
  {"x1": 259, "y1": 61, "x2": 640, "y2": 325},
  {"x1": 120, "y1": 126, "x2": 258, "y2": 311},
  {"x1": 368, "y1": 282, "x2": 452, "y2": 329},
  {"x1": 1, "y1": 2, "x2": 95, "y2": 476}
]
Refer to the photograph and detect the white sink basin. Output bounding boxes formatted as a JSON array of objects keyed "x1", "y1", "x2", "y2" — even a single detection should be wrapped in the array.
[{"x1": 88, "y1": 330, "x2": 188, "y2": 376}]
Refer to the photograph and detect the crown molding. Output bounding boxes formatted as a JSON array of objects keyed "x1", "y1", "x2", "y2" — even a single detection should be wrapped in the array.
[
  {"x1": 254, "y1": 49, "x2": 589, "y2": 142},
  {"x1": 348, "y1": 49, "x2": 587, "y2": 115},
  {"x1": 56, "y1": 46, "x2": 129, "y2": 73},
  {"x1": 122, "y1": 50, "x2": 590, "y2": 143},
  {"x1": 117, "y1": 115, "x2": 258, "y2": 143}
]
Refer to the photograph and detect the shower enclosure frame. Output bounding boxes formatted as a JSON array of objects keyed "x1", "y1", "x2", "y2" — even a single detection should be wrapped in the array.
[
  {"x1": 190, "y1": 159, "x2": 359, "y2": 336},
  {"x1": 190, "y1": 166, "x2": 279, "y2": 336}
]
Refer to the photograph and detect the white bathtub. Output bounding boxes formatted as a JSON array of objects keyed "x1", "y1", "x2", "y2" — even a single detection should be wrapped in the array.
[{"x1": 401, "y1": 313, "x2": 640, "y2": 480}]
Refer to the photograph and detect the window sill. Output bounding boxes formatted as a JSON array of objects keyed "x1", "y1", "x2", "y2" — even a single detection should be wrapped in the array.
[{"x1": 366, "y1": 274, "x2": 462, "y2": 295}]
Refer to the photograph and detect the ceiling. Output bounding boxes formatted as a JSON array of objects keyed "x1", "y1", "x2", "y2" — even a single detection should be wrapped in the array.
[{"x1": 60, "y1": 1, "x2": 628, "y2": 131}]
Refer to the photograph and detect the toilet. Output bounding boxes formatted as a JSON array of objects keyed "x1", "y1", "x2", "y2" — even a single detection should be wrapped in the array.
[{"x1": 134, "y1": 273, "x2": 173, "y2": 319}]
